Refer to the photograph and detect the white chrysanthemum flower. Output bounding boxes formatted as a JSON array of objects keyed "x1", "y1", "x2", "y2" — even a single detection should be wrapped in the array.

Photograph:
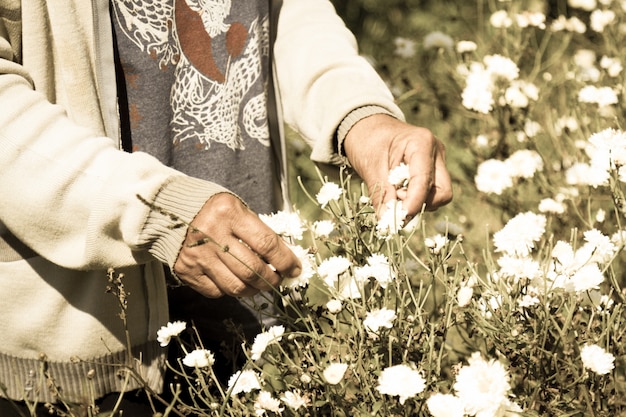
[
  {"x1": 514, "y1": 11, "x2": 546, "y2": 28},
  {"x1": 490, "y1": 10, "x2": 513, "y2": 28},
  {"x1": 456, "y1": 40, "x2": 477, "y2": 54},
  {"x1": 363, "y1": 308, "x2": 397, "y2": 335},
  {"x1": 484, "y1": 54, "x2": 519, "y2": 81},
  {"x1": 586, "y1": 128, "x2": 626, "y2": 170},
  {"x1": 477, "y1": 294, "x2": 502, "y2": 319},
  {"x1": 497, "y1": 255, "x2": 542, "y2": 281},
  {"x1": 354, "y1": 254, "x2": 396, "y2": 288},
  {"x1": 316, "y1": 182, "x2": 343, "y2": 208},
  {"x1": 600, "y1": 56, "x2": 623, "y2": 77},
  {"x1": 317, "y1": 255, "x2": 352, "y2": 287},
  {"x1": 493, "y1": 212, "x2": 547, "y2": 257},
  {"x1": 156, "y1": 320, "x2": 186, "y2": 347},
  {"x1": 281, "y1": 245, "x2": 315, "y2": 289},
  {"x1": 312, "y1": 220, "x2": 335, "y2": 238},
  {"x1": 518, "y1": 293, "x2": 540, "y2": 308},
  {"x1": 259, "y1": 211, "x2": 305, "y2": 241},
  {"x1": 461, "y1": 62, "x2": 495, "y2": 113},
  {"x1": 323, "y1": 363, "x2": 348, "y2": 385},
  {"x1": 280, "y1": 390, "x2": 310, "y2": 411},
  {"x1": 425, "y1": 234, "x2": 449, "y2": 255},
  {"x1": 611, "y1": 229, "x2": 626, "y2": 247},
  {"x1": 250, "y1": 325, "x2": 285, "y2": 361},
  {"x1": 551, "y1": 15, "x2": 587, "y2": 33},
  {"x1": 568, "y1": 0, "x2": 597, "y2": 10},
  {"x1": 565, "y1": 162, "x2": 609, "y2": 187},
  {"x1": 394, "y1": 37, "x2": 417, "y2": 58},
  {"x1": 423, "y1": 31, "x2": 454, "y2": 50},
  {"x1": 570, "y1": 263, "x2": 605, "y2": 293},
  {"x1": 538, "y1": 198, "x2": 567, "y2": 214},
  {"x1": 182, "y1": 349, "x2": 215, "y2": 368},
  {"x1": 578, "y1": 85, "x2": 619, "y2": 107},
  {"x1": 554, "y1": 115, "x2": 580, "y2": 134},
  {"x1": 590, "y1": 9, "x2": 615, "y2": 32},
  {"x1": 583, "y1": 228, "x2": 617, "y2": 263},
  {"x1": 325, "y1": 299, "x2": 342, "y2": 313},
  {"x1": 580, "y1": 344, "x2": 615, "y2": 375},
  {"x1": 453, "y1": 352, "x2": 511, "y2": 416},
  {"x1": 506, "y1": 149, "x2": 544, "y2": 179},
  {"x1": 388, "y1": 162, "x2": 411, "y2": 187},
  {"x1": 504, "y1": 84, "x2": 530, "y2": 108},
  {"x1": 574, "y1": 49, "x2": 596, "y2": 69},
  {"x1": 254, "y1": 391, "x2": 284, "y2": 415},
  {"x1": 376, "y1": 200, "x2": 408, "y2": 239},
  {"x1": 427, "y1": 393, "x2": 465, "y2": 417},
  {"x1": 457, "y1": 286, "x2": 474, "y2": 307},
  {"x1": 228, "y1": 370, "x2": 262, "y2": 395},
  {"x1": 475, "y1": 159, "x2": 514, "y2": 194},
  {"x1": 376, "y1": 364, "x2": 426, "y2": 405}
]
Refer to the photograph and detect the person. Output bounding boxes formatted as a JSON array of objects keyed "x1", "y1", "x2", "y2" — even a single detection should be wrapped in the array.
[{"x1": 0, "y1": 0, "x2": 452, "y2": 415}]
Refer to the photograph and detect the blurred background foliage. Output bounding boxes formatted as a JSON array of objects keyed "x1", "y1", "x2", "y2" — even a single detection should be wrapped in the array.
[{"x1": 288, "y1": 0, "x2": 621, "y2": 266}]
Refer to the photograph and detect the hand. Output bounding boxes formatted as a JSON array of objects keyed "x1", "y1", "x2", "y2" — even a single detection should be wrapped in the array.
[
  {"x1": 173, "y1": 193, "x2": 302, "y2": 298},
  {"x1": 343, "y1": 114, "x2": 452, "y2": 217}
]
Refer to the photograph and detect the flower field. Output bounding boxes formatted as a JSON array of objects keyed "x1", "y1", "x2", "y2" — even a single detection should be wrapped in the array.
[{"x1": 135, "y1": 1, "x2": 626, "y2": 416}]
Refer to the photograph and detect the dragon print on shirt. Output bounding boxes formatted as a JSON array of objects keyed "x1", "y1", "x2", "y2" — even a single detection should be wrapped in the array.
[{"x1": 111, "y1": 0, "x2": 270, "y2": 150}]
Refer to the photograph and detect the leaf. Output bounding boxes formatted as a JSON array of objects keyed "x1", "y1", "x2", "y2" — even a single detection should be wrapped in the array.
[{"x1": 305, "y1": 275, "x2": 333, "y2": 308}]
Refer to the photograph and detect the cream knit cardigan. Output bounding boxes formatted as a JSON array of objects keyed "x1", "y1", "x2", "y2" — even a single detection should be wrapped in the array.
[{"x1": 0, "y1": 0, "x2": 403, "y2": 403}]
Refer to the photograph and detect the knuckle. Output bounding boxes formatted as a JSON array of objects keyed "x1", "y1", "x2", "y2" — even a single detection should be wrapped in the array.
[{"x1": 255, "y1": 231, "x2": 281, "y2": 256}]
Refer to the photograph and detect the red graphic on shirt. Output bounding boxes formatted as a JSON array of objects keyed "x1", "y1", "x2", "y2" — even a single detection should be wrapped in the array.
[{"x1": 175, "y1": 0, "x2": 248, "y2": 83}]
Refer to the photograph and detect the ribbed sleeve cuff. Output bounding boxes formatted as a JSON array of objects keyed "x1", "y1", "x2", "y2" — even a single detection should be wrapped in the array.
[
  {"x1": 141, "y1": 176, "x2": 232, "y2": 271},
  {"x1": 336, "y1": 105, "x2": 397, "y2": 164}
]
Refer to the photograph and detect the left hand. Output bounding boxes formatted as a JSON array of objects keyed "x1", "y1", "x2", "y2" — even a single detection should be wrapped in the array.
[{"x1": 343, "y1": 114, "x2": 452, "y2": 217}]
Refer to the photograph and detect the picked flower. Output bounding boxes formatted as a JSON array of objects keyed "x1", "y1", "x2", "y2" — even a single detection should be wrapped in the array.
[
  {"x1": 316, "y1": 181, "x2": 343, "y2": 208},
  {"x1": 250, "y1": 325, "x2": 285, "y2": 361},
  {"x1": 376, "y1": 364, "x2": 426, "y2": 405},
  {"x1": 182, "y1": 349, "x2": 215, "y2": 368},
  {"x1": 580, "y1": 344, "x2": 615, "y2": 375},
  {"x1": 323, "y1": 362, "x2": 349, "y2": 385},
  {"x1": 156, "y1": 321, "x2": 186, "y2": 347},
  {"x1": 228, "y1": 370, "x2": 262, "y2": 395},
  {"x1": 388, "y1": 162, "x2": 411, "y2": 187}
]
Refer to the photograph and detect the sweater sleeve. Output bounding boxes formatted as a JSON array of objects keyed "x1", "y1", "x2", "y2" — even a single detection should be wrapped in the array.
[
  {"x1": 0, "y1": 24, "x2": 222, "y2": 271},
  {"x1": 274, "y1": 0, "x2": 405, "y2": 165}
]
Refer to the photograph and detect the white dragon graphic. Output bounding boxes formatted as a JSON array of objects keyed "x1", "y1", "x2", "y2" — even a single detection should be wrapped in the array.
[{"x1": 111, "y1": 0, "x2": 270, "y2": 150}]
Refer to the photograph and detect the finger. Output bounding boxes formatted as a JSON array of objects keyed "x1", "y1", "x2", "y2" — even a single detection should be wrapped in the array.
[
  {"x1": 187, "y1": 268, "x2": 259, "y2": 298},
  {"x1": 423, "y1": 144, "x2": 453, "y2": 210},
  {"x1": 233, "y1": 215, "x2": 302, "y2": 279},
  {"x1": 400, "y1": 152, "x2": 436, "y2": 216},
  {"x1": 216, "y1": 238, "x2": 285, "y2": 291}
]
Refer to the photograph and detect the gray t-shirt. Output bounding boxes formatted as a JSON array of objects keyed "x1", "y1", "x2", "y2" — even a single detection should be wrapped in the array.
[{"x1": 111, "y1": 0, "x2": 276, "y2": 214}]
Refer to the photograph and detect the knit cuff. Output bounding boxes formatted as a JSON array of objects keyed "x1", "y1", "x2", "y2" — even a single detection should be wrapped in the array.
[
  {"x1": 336, "y1": 105, "x2": 398, "y2": 164},
  {"x1": 141, "y1": 176, "x2": 232, "y2": 273}
]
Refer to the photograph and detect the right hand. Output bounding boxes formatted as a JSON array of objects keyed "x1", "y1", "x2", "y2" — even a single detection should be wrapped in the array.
[{"x1": 174, "y1": 193, "x2": 302, "y2": 298}]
